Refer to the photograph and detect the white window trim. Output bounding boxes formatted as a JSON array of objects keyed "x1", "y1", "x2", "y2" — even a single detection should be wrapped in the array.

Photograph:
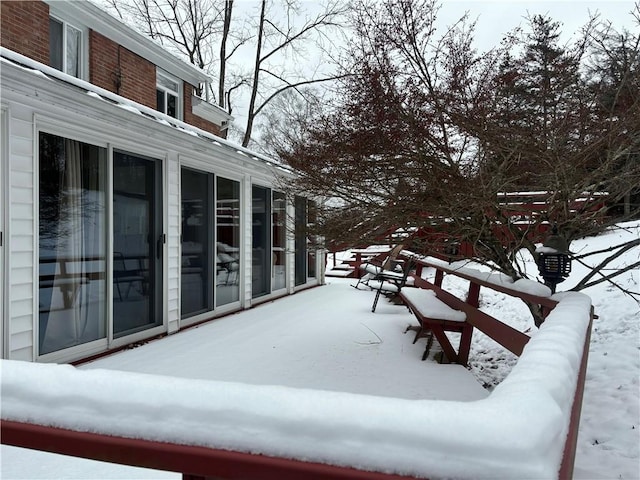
[
  {"x1": 49, "y1": 13, "x2": 88, "y2": 81},
  {"x1": 157, "y1": 69, "x2": 183, "y2": 120}
]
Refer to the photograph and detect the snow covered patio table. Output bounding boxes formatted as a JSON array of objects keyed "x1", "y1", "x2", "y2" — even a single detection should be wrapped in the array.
[{"x1": 1, "y1": 277, "x2": 593, "y2": 479}]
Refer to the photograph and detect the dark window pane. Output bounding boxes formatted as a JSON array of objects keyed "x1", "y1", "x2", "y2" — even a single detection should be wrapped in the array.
[
  {"x1": 156, "y1": 89, "x2": 165, "y2": 113},
  {"x1": 49, "y1": 18, "x2": 63, "y2": 71},
  {"x1": 294, "y1": 196, "x2": 306, "y2": 286},
  {"x1": 181, "y1": 168, "x2": 212, "y2": 317},
  {"x1": 113, "y1": 152, "x2": 163, "y2": 337},
  {"x1": 252, "y1": 185, "x2": 270, "y2": 298},
  {"x1": 307, "y1": 200, "x2": 317, "y2": 279},
  {"x1": 167, "y1": 93, "x2": 177, "y2": 118}
]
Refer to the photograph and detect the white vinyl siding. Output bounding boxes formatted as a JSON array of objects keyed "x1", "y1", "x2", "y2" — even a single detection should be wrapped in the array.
[
  {"x1": 7, "y1": 107, "x2": 36, "y2": 361},
  {"x1": 242, "y1": 178, "x2": 253, "y2": 307},
  {"x1": 167, "y1": 153, "x2": 180, "y2": 333}
]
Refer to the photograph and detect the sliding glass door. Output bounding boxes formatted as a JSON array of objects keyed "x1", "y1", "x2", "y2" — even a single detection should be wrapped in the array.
[
  {"x1": 113, "y1": 151, "x2": 163, "y2": 337},
  {"x1": 181, "y1": 168, "x2": 214, "y2": 317},
  {"x1": 295, "y1": 196, "x2": 318, "y2": 286},
  {"x1": 272, "y1": 191, "x2": 287, "y2": 291},
  {"x1": 38, "y1": 132, "x2": 107, "y2": 355},
  {"x1": 252, "y1": 185, "x2": 270, "y2": 298},
  {"x1": 294, "y1": 196, "x2": 307, "y2": 286},
  {"x1": 216, "y1": 177, "x2": 240, "y2": 306}
]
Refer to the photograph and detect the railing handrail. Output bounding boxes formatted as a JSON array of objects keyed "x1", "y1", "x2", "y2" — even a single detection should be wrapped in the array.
[
  {"x1": 1, "y1": 256, "x2": 593, "y2": 480},
  {"x1": 0, "y1": 420, "x2": 416, "y2": 480},
  {"x1": 405, "y1": 254, "x2": 558, "y2": 309}
]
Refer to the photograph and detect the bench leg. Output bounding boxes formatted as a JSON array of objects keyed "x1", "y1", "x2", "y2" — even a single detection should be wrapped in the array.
[
  {"x1": 457, "y1": 324, "x2": 473, "y2": 366},
  {"x1": 421, "y1": 332, "x2": 434, "y2": 361},
  {"x1": 430, "y1": 325, "x2": 459, "y2": 364},
  {"x1": 371, "y1": 290, "x2": 382, "y2": 312},
  {"x1": 413, "y1": 326, "x2": 423, "y2": 344}
]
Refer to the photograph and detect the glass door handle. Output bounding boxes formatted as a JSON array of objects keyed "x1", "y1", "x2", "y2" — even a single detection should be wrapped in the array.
[{"x1": 157, "y1": 234, "x2": 165, "y2": 259}]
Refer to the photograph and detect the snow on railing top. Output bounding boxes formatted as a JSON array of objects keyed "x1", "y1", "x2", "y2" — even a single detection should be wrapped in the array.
[
  {"x1": 1, "y1": 293, "x2": 592, "y2": 479},
  {"x1": 412, "y1": 254, "x2": 553, "y2": 298}
]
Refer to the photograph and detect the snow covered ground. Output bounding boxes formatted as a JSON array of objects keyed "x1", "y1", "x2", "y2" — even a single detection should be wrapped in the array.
[{"x1": 1, "y1": 222, "x2": 638, "y2": 479}]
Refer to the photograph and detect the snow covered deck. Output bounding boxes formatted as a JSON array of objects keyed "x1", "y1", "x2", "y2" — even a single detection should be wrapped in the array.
[
  {"x1": 85, "y1": 279, "x2": 489, "y2": 400},
  {"x1": 1, "y1": 277, "x2": 593, "y2": 479}
]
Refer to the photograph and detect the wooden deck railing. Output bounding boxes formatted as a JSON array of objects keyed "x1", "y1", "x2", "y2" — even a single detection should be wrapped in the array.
[
  {"x1": 0, "y1": 421, "x2": 414, "y2": 480},
  {"x1": 399, "y1": 253, "x2": 592, "y2": 479},
  {"x1": 404, "y1": 254, "x2": 559, "y2": 357},
  {"x1": 1, "y1": 253, "x2": 593, "y2": 480}
]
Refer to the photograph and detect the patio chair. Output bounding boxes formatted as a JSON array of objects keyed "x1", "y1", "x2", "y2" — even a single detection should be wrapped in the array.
[
  {"x1": 114, "y1": 252, "x2": 145, "y2": 301},
  {"x1": 369, "y1": 258, "x2": 414, "y2": 312},
  {"x1": 352, "y1": 244, "x2": 404, "y2": 290}
]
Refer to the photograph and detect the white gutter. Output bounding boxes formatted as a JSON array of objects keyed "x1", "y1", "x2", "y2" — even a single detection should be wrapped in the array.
[{"x1": 0, "y1": 47, "x2": 290, "y2": 173}]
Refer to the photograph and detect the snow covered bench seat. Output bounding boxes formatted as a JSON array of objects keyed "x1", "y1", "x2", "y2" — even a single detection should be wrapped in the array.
[{"x1": 399, "y1": 286, "x2": 473, "y2": 365}]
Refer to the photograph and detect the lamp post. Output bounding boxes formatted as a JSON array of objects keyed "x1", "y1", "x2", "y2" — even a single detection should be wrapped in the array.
[{"x1": 535, "y1": 226, "x2": 571, "y2": 293}]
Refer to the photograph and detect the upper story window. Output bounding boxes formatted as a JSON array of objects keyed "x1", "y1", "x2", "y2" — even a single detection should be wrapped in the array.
[
  {"x1": 49, "y1": 16, "x2": 84, "y2": 78},
  {"x1": 156, "y1": 70, "x2": 182, "y2": 119}
]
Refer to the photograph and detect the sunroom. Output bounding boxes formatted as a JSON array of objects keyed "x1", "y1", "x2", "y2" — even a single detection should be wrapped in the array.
[{"x1": 0, "y1": 49, "x2": 323, "y2": 364}]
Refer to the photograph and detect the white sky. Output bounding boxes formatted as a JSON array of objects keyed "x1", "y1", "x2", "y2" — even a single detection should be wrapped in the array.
[
  {"x1": 228, "y1": 0, "x2": 639, "y2": 141},
  {"x1": 437, "y1": 1, "x2": 638, "y2": 50}
]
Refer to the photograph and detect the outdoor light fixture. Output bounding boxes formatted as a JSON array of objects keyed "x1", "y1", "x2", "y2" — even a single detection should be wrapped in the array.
[{"x1": 535, "y1": 226, "x2": 572, "y2": 293}]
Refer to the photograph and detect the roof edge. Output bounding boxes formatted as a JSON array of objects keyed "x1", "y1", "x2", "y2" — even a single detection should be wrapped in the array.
[{"x1": 44, "y1": 0, "x2": 211, "y2": 87}]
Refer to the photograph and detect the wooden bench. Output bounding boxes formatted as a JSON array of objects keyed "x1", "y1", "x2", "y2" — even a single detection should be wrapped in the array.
[{"x1": 400, "y1": 286, "x2": 473, "y2": 365}]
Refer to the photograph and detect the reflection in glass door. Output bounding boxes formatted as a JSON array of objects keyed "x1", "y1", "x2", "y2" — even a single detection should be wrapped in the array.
[
  {"x1": 307, "y1": 200, "x2": 317, "y2": 280},
  {"x1": 181, "y1": 168, "x2": 214, "y2": 317},
  {"x1": 113, "y1": 151, "x2": 163, "y2": 337},
  {"x1": 38, "y1": 132, "x2": 108, "y2": 355},
  {"x1": 252, "y1": 186, "x2": 271, "y2": 298},
  {"x1": 216, "y1": 177, "x2": 240, "y2": 306},
  {"x1": 272, "y1": 192, "x2": 286, "y2": 291},
  {"x1": 294, "y1": 196, "x2": 307, "y2": 286}
]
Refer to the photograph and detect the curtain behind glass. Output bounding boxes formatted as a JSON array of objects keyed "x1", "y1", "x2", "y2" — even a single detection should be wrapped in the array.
[
  {"x1": 39, "y1": 133, "x2": 106, "y2": 355},
  {"x1": 65, "y1": 24, "x2": 81, "y2": 77}
]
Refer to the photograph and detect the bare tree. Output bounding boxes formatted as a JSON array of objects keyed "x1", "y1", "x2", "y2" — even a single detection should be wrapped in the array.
[
  {"x1": 278, "y1": 0, "x2": 640, "y2": 322},
  {"x1": 257, "y1": 86, "x2": 325, "y2": 158},
  {"x1": 102, "y1": 0, "x2": 350, "y2": 144},
  {"x1": 240, "y1": 0, "x2": 350, "y2": 147},
  {"x1": 103, "y1": 0, "x2": 250, "y2": 107}
]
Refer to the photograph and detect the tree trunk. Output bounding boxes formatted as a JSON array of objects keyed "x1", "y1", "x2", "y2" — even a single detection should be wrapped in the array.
[
  {"x1": 219, "y1": 0, "x2": 233, "y2": 108},
  {"x1": 242, "y1": 0, "x2": 266, "y2": 147}
]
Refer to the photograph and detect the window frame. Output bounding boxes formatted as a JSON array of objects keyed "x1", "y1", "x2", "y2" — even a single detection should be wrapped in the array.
[
  {"x1": 49, "y1": 13, "x2": 87, "y2": 80},
  {"x1": 156, "y1": 69, "x2": 183, "y2": 120}
]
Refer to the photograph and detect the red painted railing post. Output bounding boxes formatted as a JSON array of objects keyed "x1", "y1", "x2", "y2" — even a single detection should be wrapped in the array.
[
  {"x1": 434, "y1": 269, "x2": 444, "y2": 287},
  {"x1": 355, "y1": 252, "x2": 363, "y2": 278},
  {"x1": 415, "y1": 263, "x2": 423, "y2": 277},
  {"x1": 467, "y1": 282, "x2": 480, "y2": 308}
]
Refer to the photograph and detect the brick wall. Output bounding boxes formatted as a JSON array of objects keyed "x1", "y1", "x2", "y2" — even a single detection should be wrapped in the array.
[
  {"x1": 183, "y1": 83, "x2": 225, "y2": 138},
  {"x1": 1, "y1": 1, "x2": 225, "y2": 138},
  {"x1": 89, "y1": 30, "x2": 156, "y2": 109},
  {"x1": 0, "y1": 1, "x2": 50, "y2": 65}
]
